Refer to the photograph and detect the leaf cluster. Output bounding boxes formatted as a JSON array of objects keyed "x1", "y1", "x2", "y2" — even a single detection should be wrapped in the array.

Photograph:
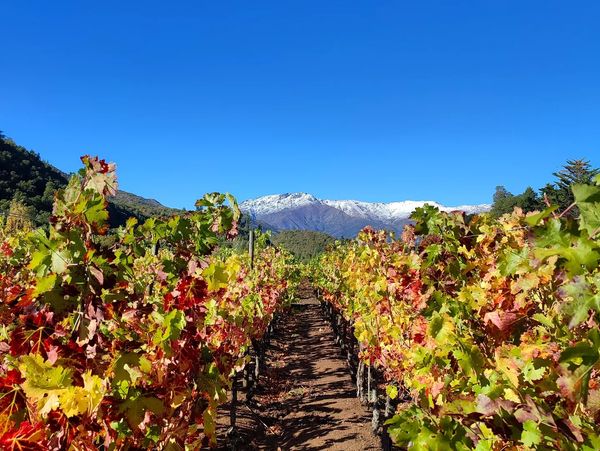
[
  {"x1": 0, "y1": 155, "x2": 299, "y2": 448},
  {"x1": 314, "y1": 183, "x2": 600, "y2": 449}
]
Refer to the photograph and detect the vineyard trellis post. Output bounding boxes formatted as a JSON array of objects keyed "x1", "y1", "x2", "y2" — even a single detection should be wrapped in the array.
[{"x1": 249, "y1": 229, "x2": 255, "y2": 269}]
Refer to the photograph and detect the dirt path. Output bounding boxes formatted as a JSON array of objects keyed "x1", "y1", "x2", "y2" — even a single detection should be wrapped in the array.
[{"x1": 218, "y1": 288, "x2": 380, "y2": 450}]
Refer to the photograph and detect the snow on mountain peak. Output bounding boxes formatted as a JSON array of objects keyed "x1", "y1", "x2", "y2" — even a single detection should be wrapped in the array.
[
  {"x1": 241, "y1": 193, "x2": 490, "y2": 220},
  {"x1": 240, "y1": 192, "x2": 320, "y2": 216},
  {"x1": 240, "y1": 193, "x2": 491, "y2": 237}
]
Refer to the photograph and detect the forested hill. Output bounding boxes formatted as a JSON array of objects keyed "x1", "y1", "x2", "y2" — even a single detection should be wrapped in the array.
[
  {"x1": 272, "y1": 230, "x2": 336, "y2": 261},
  {"x1": 0, "y1": 133, "x2": 179, "y2": 227}
]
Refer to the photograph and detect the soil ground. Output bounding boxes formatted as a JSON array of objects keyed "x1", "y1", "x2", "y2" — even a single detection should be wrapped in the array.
[{"x1": 215, "y1": 286, "x2": 381, "y2": 450}]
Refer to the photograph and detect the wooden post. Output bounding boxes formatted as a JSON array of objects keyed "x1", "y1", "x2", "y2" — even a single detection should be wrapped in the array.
[
  {"x1": 253, "y1": 340, "x2": 260, "y2": 381},
  {"x1": 368, "y1": 366, "x2": 377, "y2": 404},
  {"x1": 149, "y1": 240, "x2": 160, "y2": 297},
  {"x1": 230, "y1": 372, "x2": 238, "y2": 429},
  {"x1": 249, "y1": 230, "x2": 255, "y2": 270},
  {"x1": 357, "y1": 361, "x2": 364, "y2": 399},
  {"x1": 242, "y1": 365, "x2": 249, "y2": 389},
  {"x1": 367, "y1": 365, "x2": 372, "y2": 403}
]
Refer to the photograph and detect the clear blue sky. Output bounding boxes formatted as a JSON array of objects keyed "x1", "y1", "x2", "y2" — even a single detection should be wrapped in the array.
[{"x1": 1, "y1": 1, "x2": 599, "y2": 208}]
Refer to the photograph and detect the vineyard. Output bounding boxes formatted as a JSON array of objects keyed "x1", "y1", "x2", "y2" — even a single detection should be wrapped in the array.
[
  {"x1": 0, "y1": 157, "x2": 300, "y2": 449},
  {"x1": 1, "y1": 156, "x2": 600, "y2": 450},
  {"x1": 313, "y1": 180, "x2": 600, "y2": 449}
]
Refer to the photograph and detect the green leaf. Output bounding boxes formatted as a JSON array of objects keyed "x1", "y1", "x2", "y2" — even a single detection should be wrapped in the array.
[
  {"x1": 33, "y1": 274, "x2": 57, "y2": 297},
  {"x1": 525, "y1": 206, "x2": 559, "y2": 226},
  {"x1": 18, "y1": 355, "x2": 72, "y2": 417},
  {"x1": 203, "y1": 407, "x2": 217, "y2": 446},
  {"x1": 28, "y1": 249, "x2": 51, "y2": 273},
  {"x1": 119, "y1": 396, "x2": 165, "y2": 429},
  {"x1": 535, "y1": 237, "x2": 600, "y2": 276},
  {"x1": 203, "y1": 262, "x2": 229, "y2": 291},
  {"x1": 18, "y1": 355, "x2": 106, "y2": 418},
  {"x1": 428, "y1": 311, "x2": 454, "y2": 344},
  {"x1": 522, "y1": 361, "x2": 546, "y2": 383},
  {"x1": 559, "y1": 342, "x2": 599, "y2": 366},
  {"x1": 499, "y1": 247, "x2": 529, "y2": 276},
  {"x1": 572, "y1": 183, "x2": 600, "y2": 236},
  {"x1": 561, "y1": 277, "x2": 600, "y2": 328},
  {"x1": 163, "y1": 309, "x2": 186, "y2": 342},
  {"x1": 386, "y1": 385, "x2": 399, "y2": 400},
  {"x1": 84, "y1": 197, "x2": 109, "y2": 226},
  {"x1": 521, "y1": 420, "x2": 542, "y2": 447},
  {"x1": 113, "y1": 353, "x2": 143, "y2": 384},
  {"x1": 531, "y1": 313, "x2": 554, "y2": 328},
  {"x1": 385, "y1": 412, "x2": 422, "y2": 446},
  {"x1": 51, "y1": 249, "x2": 70, "y2": 274}
]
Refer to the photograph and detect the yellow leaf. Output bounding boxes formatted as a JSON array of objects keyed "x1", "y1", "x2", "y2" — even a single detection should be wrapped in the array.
[
  {"x1": 202, "y1": 262, "x2": 230, "y2": 291},
  {"x1": 58, "y1": 371, "x2": 106, "y2": 418},
  {"x1": 504, "y1": 388, "x2": 520, "y2": 403}
]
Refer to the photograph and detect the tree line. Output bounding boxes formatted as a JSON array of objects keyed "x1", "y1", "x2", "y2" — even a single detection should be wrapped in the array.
[{"x1": 490, "y1": 159, "x2": 599, "y2": 217}]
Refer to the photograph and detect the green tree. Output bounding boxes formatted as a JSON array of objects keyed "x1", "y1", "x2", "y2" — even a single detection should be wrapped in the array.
[
  {"x1": 272, "y1": 230, "x2": 335, "y2": 261},
  {"x1": 0, "y1": 131, "x2": 178, "y2": 228},
  {"x1": 490, "y1": 186, "x2": 542, "y2": 217},
  {"x1": 541, "y1": 159, "x2": 599, "y2": 214}
]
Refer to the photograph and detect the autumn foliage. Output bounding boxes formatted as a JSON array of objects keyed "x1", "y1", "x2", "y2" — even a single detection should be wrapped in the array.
[
  {"x1": 0, "y1": 157, "x2": 298, "y2": 449},
  {"x1": 314, "y1": 178, "x2": 600, "y2": 449}
]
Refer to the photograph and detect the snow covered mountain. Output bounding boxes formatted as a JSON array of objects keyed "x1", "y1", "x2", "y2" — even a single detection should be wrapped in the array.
[{"x1": 240, "y1": 193, "x2": 490, "y2": 238}]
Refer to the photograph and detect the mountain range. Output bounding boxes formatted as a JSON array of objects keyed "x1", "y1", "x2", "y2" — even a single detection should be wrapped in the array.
[
  {"x1": 1, "y1": 134, "x2": 490, "y2": 236},
  {"x1": 241, "y1": 193, "x2": 490, "y2": 238}
]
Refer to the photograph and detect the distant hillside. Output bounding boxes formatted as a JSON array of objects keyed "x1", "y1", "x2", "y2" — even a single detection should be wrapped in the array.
[
  {"x1": 272, "y1": 230, "x2": 335, "y2": 262},
  {"x1": 109, "y1": 191, "x2": 179, "y2": 227},
  {"x1": 0, "y1": 133, "x2": 179, "y2": 227}
]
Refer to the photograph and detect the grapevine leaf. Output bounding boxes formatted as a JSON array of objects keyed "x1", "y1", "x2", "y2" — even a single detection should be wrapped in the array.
[
  {"x1": 522, "y1": 361, "x2": 546, "y2": 383},
  {"x1": 531, "y1": 313, "x2": 554, "y2": 328},
  {"x1": 203, "y1": 407, "x2": 217, "y2": 446},
  {"x1": 112, "y1": 353, "x2": 142, "y2": 383},
  {"x1": 32, "y1": 274, "x2": 56, "y2": 297},
  {"x1": 119, "y1": 396, "x2": 164, "y2": 429},
  {"x1": 559, "y1": 342, "x2": 599, "y2": 366},
  {"x1": 499, "y1": 247, "x2": 529, "y2": 276},
  {"x1": 521, "y1": 420, "x2": 542, "y2": 447},
  {"x1": 84, "y1": 198, "x2": 109, "y2": 227},
  {"x1": 561, "y1": 277, "x2": 600, "y2": 328},
  {"x1": 572, "y1": 184, "x2": 600, "y2": 236},
  {"x1": 163, "y1": 309, "x2": 186, "y2": 341},
  {"x1": 525, "y1": 206, "x2": 559, "y2": 227},
  {"x1": 0, "y1": 421, "x2": 47, "y2": 450},
  {"x1": 18, "y1": 355, "x2": 72, "y2": 417},
  {"x1": 386, "y1": 385, "x2": 398, "y2": 400},
  {"x1": 51, "y1": 250, "x2": 69, "y2": 274},
  {"x1": 59, "y1": 371, "x2": 106, "y2": 418},
  {"x1": 385, "y1": 410, "x2": 422, "y2": 446},
  {"x1": 203, "y1": 262, "x2": 229, "y2": 292}
]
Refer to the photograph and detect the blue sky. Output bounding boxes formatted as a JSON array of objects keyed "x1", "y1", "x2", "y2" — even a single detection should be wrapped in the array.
[{"x1": 1, "y1": 1, "x2": 599, "y2": 208}]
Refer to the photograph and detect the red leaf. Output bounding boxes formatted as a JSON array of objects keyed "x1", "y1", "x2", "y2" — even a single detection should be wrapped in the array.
[
  {"x1": 483, "y1": 310, "x2": 520, "y2": 333},
  {"x1": 0, "y1": 421, "x2": 48, "y2": 450},
  {"x1": 0, "y1": 370, "x2": 24, "y2": 388}
]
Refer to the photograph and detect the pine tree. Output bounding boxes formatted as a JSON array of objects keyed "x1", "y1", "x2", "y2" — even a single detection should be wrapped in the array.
[{"x1": 542, "y1": 159, "x2": 599, "y2": 214}]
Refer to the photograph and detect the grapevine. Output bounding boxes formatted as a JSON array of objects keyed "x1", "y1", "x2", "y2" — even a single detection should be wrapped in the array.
[
  {"x1": 314, "y1": 178, "x2": 600, "y2": 449},
  {"x1": 0, "y1": 156, "x2": 298, "y2": 449}
]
